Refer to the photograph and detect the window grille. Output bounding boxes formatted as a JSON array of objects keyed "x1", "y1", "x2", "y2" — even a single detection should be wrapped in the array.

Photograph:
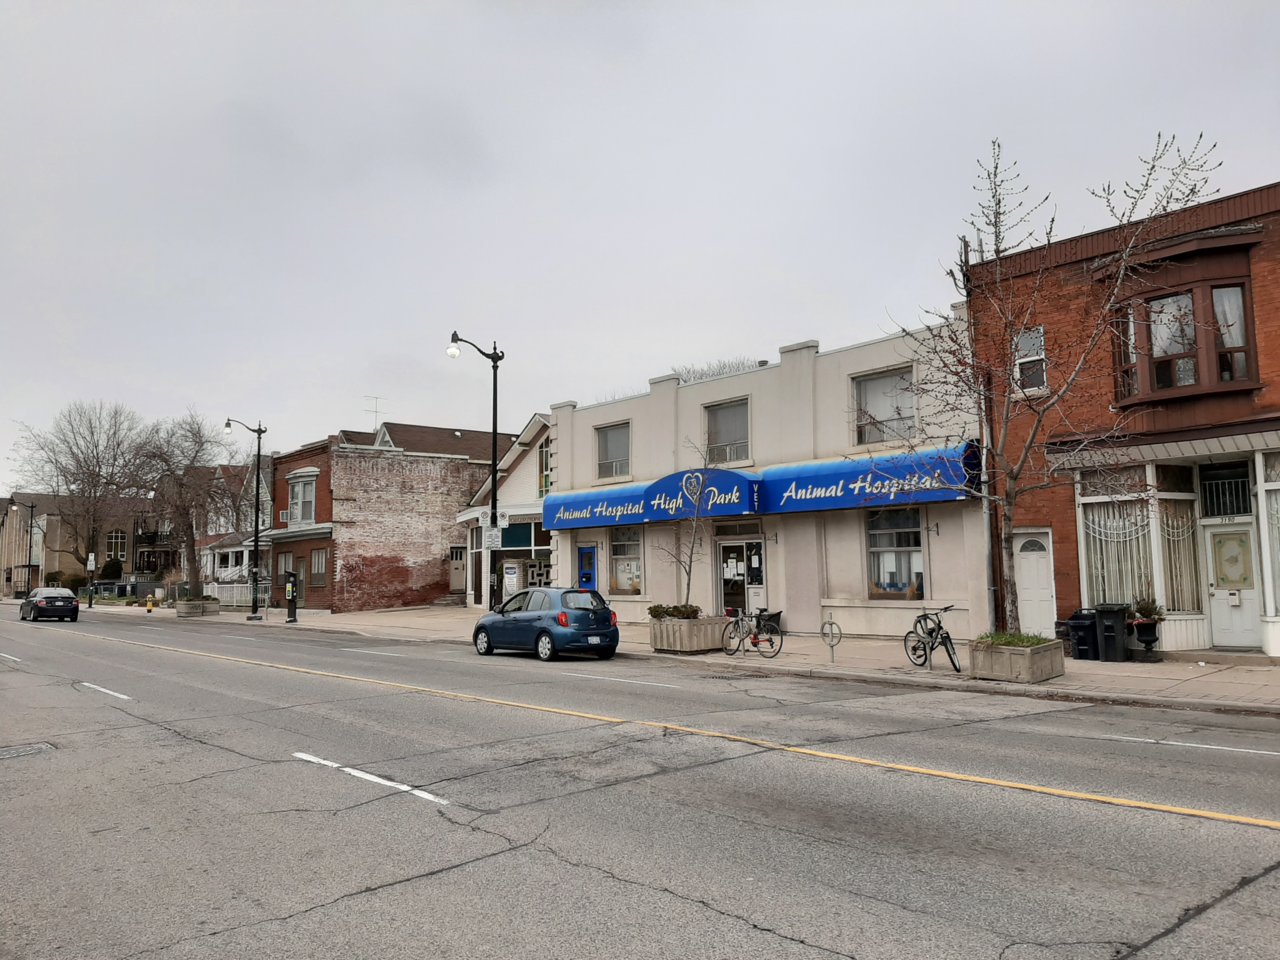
[{"x1": 1082, "y1": 500, "x2": 1153, "y2": 605}]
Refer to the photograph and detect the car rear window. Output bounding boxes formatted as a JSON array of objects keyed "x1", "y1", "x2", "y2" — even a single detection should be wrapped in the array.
[
  {"x1": 561, "y1": 590, "x2": 606, "y2": 612},
  {"x1": 44, "y1": 589, "x2": 75, "y2": 598}
]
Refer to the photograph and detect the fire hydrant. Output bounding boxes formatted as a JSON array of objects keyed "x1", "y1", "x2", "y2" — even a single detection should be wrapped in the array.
[{"x1": 146, "y1": 594, "x2": 155, "y2": 614}]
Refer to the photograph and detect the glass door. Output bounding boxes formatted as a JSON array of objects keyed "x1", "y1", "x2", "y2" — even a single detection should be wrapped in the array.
[{"x1": 719, "y1": 542, "x2": 747, "y2": 615}]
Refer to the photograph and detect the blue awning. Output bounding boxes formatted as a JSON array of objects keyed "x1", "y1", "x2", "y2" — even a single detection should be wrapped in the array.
[
  {"x1": 543, "y1": 445, "x2": 977, "y2": 529},
  {"x1": 758, "y1": 443, "x2": 978, "y2": 514},
  {"x1": 543, "y1": 468, "x2": 760, "y2": 530}
]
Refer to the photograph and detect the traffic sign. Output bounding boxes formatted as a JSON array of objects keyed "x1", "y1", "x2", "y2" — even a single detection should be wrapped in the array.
[
  {"x1": 86, "y1": 552, "x2": 96, "y2": 573},
  {"x1": 482, "y1": 528, "x2": 502, "y2": 550}
]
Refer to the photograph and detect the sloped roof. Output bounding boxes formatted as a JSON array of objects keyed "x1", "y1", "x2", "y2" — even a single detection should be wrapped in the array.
[
  {"x1": 379, "y1": 423, "x2": 517, "y2": 463},
  {"x1": 338, "y1": 429, "x2": 376, "y2": 446}
]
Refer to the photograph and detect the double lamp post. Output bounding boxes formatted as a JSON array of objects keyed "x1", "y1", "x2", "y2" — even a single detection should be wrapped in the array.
[
  {"x1": 224, "y1": 418, "x2": 267, "y2": 620},
  {"x1": 447, "y1": 331, "x2": 503, "y2": 610}
]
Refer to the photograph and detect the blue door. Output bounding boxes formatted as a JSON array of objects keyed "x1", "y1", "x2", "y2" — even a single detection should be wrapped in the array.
[{"x1": 577, "y1": 546, "x2": 597, "y2": 591}]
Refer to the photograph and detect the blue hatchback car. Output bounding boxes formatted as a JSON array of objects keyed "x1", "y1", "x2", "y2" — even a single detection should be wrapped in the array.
[{"x1": 473, "y1": 587, "x2": 620, "y2": 661}]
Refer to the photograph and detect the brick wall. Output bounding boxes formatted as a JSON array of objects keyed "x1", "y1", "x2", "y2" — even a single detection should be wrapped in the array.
[
  {"x1": 971, "y1": 202, "x2": 1280, "y2": 623},
  {"x1": 330, "y1": 449, "x2": 490, "y2": 613}
]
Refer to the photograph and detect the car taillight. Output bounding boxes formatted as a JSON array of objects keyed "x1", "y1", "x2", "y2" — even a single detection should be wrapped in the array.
[
  {"x1": 72, "y1": 600, "x2": 79, "y2": 607},
  {"x1": 557, "y1": 611, "x2": 569, "y2": 628},
  {"x1": 610, "y1": 611, "x2": 617, "y2": 627},
  {"x1": 37, "y1": 600, "x2": 47, "y2": 606}
]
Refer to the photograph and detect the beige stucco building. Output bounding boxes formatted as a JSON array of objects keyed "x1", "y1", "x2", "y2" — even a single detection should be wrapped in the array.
[{"x1": 542, "y1": 334, "x2": 993, "y2": 640}]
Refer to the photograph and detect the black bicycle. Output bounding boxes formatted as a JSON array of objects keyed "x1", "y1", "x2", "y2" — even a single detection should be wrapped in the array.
[
  {"x1": 722, "y1": 607, "x2": 783, "y2": 658},
  {"x1": 904, "y1": 604, "x2": 960, "y2": 672}
]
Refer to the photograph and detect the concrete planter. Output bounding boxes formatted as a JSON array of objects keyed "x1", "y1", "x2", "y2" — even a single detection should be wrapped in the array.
[
  {"x1": 969, "y1": 639, "x2": 1065, "y2": 684},
  {"x1": 176, "y1": 600, "x2": 222, "y2": 618},
  {"x1": 649, "y1": 617, "x2": 725, "y2": 654}
]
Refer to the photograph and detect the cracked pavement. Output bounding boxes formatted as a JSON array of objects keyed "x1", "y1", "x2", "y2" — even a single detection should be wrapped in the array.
[{"x1": 2, "y1": 615, "x2": 1278, "y2": 958}]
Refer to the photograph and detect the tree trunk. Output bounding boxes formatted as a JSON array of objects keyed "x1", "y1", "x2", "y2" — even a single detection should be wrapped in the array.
[{"x1": 1000, "y1": 500, "x2": 1020, "y2": 634}]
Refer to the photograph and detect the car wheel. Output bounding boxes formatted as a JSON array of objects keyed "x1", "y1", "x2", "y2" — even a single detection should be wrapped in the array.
[
  {"x1": 474, "y1": 629, "x2": 493, "y2": 656},
  {"x1": 18, "y1": 609, "x2": 25, "y2": 621},
  {"x1": 596, "y1": 648, "x2": 616, "y2": 660},
  {"x1": 70, "y1": 615, "x2": 78, "y2": 623},
  {"x1": 536, "y1": 632, "x2": 558, "y2": 662}
]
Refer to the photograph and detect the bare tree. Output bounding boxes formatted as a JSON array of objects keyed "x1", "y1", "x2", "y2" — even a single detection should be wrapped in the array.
[
  {"x1": 651, "y1": 440, "x2": 715, "y2": 607},
  {"x1": 139, "y1": 411, "x2": 233, "y2": 598},
  {"x1": 898, "y1": 135, "x2": 1218, "y2": 633},
  {"x1": 14, "y1": 401, "x2": 154, "y2": 569}
]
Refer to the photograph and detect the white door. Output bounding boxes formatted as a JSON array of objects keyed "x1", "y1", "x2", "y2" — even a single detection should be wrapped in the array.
[
  {"x1": 449, "y1": 546, "x2": 466, "y2": 592},
  {"x1": 1013, "y1": 532, "x2": 1056, "y2": 639},
  {"x1": 1206, "y1": 525, "x2": 1261, "y2": 648}
]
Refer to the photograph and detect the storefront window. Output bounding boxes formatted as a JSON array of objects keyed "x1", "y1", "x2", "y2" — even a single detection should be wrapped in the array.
[
  {"x1": 1082, "y1": 500, "x2": 1153, "y2": 605},
  {"x1": 866, "y1": 508, "x2": 923, "y2": 600},
  {"x1": 1161, "y1": 500, "x2": 1202, "y2": 613},
  {"x1": 610, "y1": 526, "x2": 643, "y2": 595}
]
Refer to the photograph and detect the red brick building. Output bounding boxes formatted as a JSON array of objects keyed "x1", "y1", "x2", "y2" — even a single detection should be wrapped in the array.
[
  {"x1": 970, "y1": 181, "x2": 1280, "y2": 656},
  {"x1": 262, "y1": 423, "x2": 514, "y2": 613}
]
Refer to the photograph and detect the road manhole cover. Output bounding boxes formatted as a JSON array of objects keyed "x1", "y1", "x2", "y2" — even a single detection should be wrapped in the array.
[{"x1": 0, "y1": 742, "x2": 55, "y2": 761}]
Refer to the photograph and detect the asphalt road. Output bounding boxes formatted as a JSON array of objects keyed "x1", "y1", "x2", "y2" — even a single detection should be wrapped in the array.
[{"x1": 2, "y1": 611, "x2": 1278, "y2": 960}]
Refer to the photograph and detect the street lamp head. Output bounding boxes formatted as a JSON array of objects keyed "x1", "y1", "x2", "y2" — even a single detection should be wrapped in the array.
[
  {"x1": 223, "y1": 419, "x2": 233, "y2": 436},
  {"x1": 446, "y1": 331, "x2": 462, "y2": 359}
]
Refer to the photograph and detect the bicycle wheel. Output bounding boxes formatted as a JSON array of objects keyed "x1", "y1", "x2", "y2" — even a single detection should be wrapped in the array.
[
  {"x1": 941, "y1": 632, "x2": 961, "y2": 673},
  {"x1": 755, "y1": 622, "x2": 783, "y2": 658},
  {"x1": 904, "y1": 629, "x2": 929, "y2": 666},
  {"x1": 722, "y1": 619, "x2": 744, "y2": 655}
]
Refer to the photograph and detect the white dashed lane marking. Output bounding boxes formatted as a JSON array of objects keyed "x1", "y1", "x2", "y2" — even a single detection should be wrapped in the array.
[
  {"x1": 79, "y1": 682, "x2": 132, "y2": 700},
  {"x1": 0, "y1": 652, "x2": 21, "y2": 662},
  {"x1": 293, "y1": 752, "x2": 448, "y2": 805}
]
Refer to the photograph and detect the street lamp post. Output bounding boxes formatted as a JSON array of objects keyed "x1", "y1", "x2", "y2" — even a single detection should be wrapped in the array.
[
  {"x1": 10, "y1": 499, "x2": 36, "y2": 597},
  {"x1": 224, "y1": 418, "x2": 268, "y2": 620},
  {"x1": 447, "y1": 331, "x2": 503, "y2": 610}
]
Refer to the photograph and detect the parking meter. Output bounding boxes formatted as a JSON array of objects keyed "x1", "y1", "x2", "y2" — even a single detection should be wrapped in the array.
[{"x1": 285, "y1": 571, "x2": 298, "y2": 623}]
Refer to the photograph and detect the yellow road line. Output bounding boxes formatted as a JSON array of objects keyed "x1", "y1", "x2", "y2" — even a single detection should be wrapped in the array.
[{"x1": 60, "y1": 628, "x2": 1280, "y2": 832}]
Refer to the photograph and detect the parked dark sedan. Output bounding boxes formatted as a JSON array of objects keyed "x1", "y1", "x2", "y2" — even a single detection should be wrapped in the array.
[
  {"x1": 19, "y1": 587, "x2": 80, "y2": 622},
  {"x1": 473, "y1": 587, "x2": 619, "y2": 661}
]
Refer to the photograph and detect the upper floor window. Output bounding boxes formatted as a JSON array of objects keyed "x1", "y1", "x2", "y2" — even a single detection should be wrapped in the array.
[
  {"x1": 1014, "y1": 327, "x2": 1047, "y2": 393},
  {"x1": 706, "y1": 399, "x2": 749, "y2": 464},
  {"x1": 106, "y1": 529, "x2": 127, "y2": 561},
  {"x1": 288, "y1": 468, "x2": 317, "y2": 527},
  {"x1": 853, "y1": 369, "x2": 915, "y2": 444},
  {"x1": 596, "y1": 422, "x2": 630, "y2": 479},
  {"x1": 537, "y1": 437, "x2": 552, "y2": 498},
  {"x1": 1113, "y1": 247, "x2": 1255, "y2": 403}
]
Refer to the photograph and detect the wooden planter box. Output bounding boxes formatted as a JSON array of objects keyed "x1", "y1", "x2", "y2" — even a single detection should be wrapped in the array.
[
  {"x1": 649, "y1": 617, "x2": 725, "y2": 654},
  {"x1": 969, "y1": 639, "x2": 1065, "y2": 684},
  {"x1": 201, "y1": 601, "x2": 221, "y2": 616}
]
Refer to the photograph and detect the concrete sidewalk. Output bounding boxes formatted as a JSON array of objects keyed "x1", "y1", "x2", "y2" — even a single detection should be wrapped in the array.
[{"x1": 53, "y1": 600, "x2": 1280, "y2": 716}]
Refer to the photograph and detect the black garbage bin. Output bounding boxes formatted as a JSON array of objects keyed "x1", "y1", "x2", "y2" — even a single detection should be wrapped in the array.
[
  {"x1": 1067, "y1": 610, "x2": 1099, "y2": 660},
  {"x1": 1094, "y1": 603, "x2": 1132, "y2": 662}
]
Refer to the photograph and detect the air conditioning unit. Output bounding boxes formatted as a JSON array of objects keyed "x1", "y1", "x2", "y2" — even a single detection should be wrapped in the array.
[{"x1": 279, "y1": 510, "x2": 289, "y2": 523}]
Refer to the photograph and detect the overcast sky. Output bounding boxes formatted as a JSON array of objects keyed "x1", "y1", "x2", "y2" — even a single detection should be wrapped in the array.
[{"x1": 3, "y1": 1, "x2": 1278, "y2": 491}]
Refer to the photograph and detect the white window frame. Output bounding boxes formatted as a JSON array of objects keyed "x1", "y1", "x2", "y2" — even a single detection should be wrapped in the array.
[
  {"x1": 287, "y1": 468, "x2": 319, "y2": 526},
  {"x1": 706, "y1": 398, "x2": 750, "y2": 465},
  {"x1": 609, "y1": 526, "x2": 643, "y2": 596},
  {"x1": 865, "y1": 507, "x2": 925, "y2": 601},
  {"x1": 106, "y1": 529, "x2": 128, "y2": 562},
  {"x1": 852, "y1": 368, "x2": 916, "y2": 445},
  {"x1": 1014, "y1": 326, "x2": 1048, "y2": 396},
  {"x1": 596, "y1": 422, "x2": 631, "y2": 480}
]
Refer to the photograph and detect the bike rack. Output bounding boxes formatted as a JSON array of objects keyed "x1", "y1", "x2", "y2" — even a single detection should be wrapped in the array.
[{"x1": 820, "y1": 619, "x2": 842, "y2": 664}]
